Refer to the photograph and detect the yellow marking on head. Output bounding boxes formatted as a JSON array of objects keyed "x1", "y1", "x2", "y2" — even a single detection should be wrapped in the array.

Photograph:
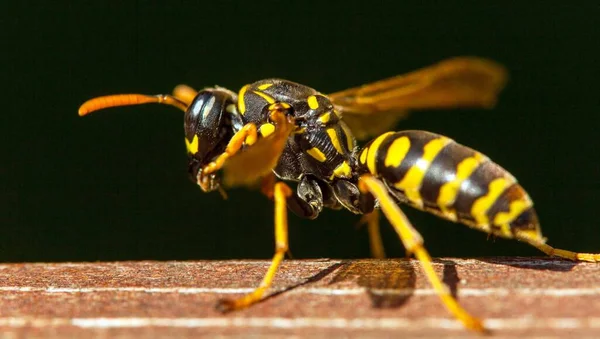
[
  {"x1": 366, "y1": 132, "x2": 394, "y2": 175},
  {"x1": 226, "y1": 104, "x2": 237, "y2": 114},
  {"x1": 185, "y1": 135, "x2": 199, "y2": 154},
  {"x1": 471, "y1": 177, "x2": 513, "y2": 226},
  {"x1": 253, "y1": 90, "x2": 276, "y2": 104},
  {"x1": 259, "y1": 123, "x2": 276, "y2": 138},
  {"x1": 307, "y1": 95, "x2": 319, "y2": 110},
  {"x1": 257, "y1": 83, "x2": 273, "y2": 90},
  {"x1": 318, "y1": 112, "x2": 331, "y2": 124},
  {"x1": 294, "y1": 127, "x2": 306, "y2": 134},
  {"x1": 437, "y1": 152, "x2": 486, "y2": 219},
  {"x1": 340, "y1": 121, "x2": 354, "y2": 150},
  {"x1": 307, "y1": 147, "x2": 327, "y2": 162},
  {"x1": 238, "y1": 85, "x2": 249, "y2": 115},
  {"x1": 331, "y1": 161, "x2": 352, "y2": 179},
  {"x1": 494, "y1": 197, "x2": 533, "y2": 226},
  {"x1": 393, "y1": 137, "x2": 451, "y2": 208},
  {"x1": 384, "y1": 136, "x2": 410, "y2": 168},
  {"x1": 326, "y1": 128, "x2": 345, "y2": 154},
  {"x1": 359, "y1": 146, "x2": 369, "y2": 164}
]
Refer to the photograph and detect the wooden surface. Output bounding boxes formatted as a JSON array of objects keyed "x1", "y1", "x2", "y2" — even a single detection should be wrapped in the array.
[{"x1": 0, "y1": 258, "x2": 599, "y2": 338}]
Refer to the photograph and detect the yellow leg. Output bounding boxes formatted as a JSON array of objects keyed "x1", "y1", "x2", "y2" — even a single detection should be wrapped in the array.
[
  {"x1": 216, "y1": 182, "x2": 292, "y2": 311},
  {"x1": 359, "y1": 174, "x2": 485, "y2": 332},
  {"x1": 525, "y1": 240, "x2": 600, "y2": 262},
  {"x1": 359, "y1": 210, "x2": 386, "y2": 259},
  {"x1": 201, "y1": 123, "x2": 258, "y2": 176}
]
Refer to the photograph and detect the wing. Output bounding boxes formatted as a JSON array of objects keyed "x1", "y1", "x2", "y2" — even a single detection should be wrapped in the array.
[
  {"x1": 222, "y1": 111, "x2": 295, "y2": 188},
  {"x1": 329, "y1": 57, "x2": 508, "y2": 139}
]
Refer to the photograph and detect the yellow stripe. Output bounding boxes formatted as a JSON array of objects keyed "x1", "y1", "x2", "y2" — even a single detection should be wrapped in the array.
[
  {"x1": 326, "y1": 128, "x2": 344, "y2": 154},
  {"x1": 259, "y1": 123, "x2": 275, "y2": 138},
  {"x1": 307, "y1": 147, "x2": 326, "y2": 162},
  {"x1": 437, "y1": 152, "x2": 486, "y2": 220},
  {"x1": 393, "y1": 137, "x2": 451, "y2": 207},
  {"x1": 252, "y1": 90, "x2": 275, "y2": 104},
  {"x1": 185, "y1": 135, "x2": 199, "y2": 154},
  {"x1": 257, "y1": 83, "x2": 273, "y2": 90},
  {"x1": 318, "y1": 112, "x2": 331, "y2": 124},
  {"x1": 384, "y1": 136, "x2": 410, "y2": 168},
  {"x1": 331, "y1": 161, "x2": 352, "y2": 179},
  {"x1": 340, "y1": 121, "x2": 354, "y2": 150},
  {"x1": 307, "y1": 95, "x2": 319, "y2": 109},
  {"x1": 494, "y1": 196, "x2": 533, "y2": 226},
  {"x1": 471, "y1": 177, "x2": 512, "y2": 226},
  {"x1": 238, "y1": 85, "x2": 249, "y2": 115},
  {"x1": 366, "y1": 132, "x2": 394, "y2": 175},
  {"x1": 359, "y1": 146, "x2": 369, "y2": 164}
]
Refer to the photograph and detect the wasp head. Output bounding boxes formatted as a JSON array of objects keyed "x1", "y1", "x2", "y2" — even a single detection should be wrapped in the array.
[{"x1": 184, "y1": 89, "x2": 236, "y2": 193}]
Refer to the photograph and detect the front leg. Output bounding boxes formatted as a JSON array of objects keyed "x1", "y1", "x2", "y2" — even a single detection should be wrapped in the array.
[{"x1": 216, "y1": 181, "x2": 292, "y2": 311}]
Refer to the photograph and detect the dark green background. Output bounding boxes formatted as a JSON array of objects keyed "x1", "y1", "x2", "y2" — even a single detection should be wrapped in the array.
[{"x1": 3, "y1": 2, "x2": 599, "y2": 262}]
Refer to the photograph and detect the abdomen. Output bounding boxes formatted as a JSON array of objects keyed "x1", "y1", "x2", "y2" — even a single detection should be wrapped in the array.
[{"x1": 357, "y1": 130, "x2": 540, "y2": 239}]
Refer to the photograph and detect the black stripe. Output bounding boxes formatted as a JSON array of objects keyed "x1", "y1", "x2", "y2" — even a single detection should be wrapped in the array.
[
  {"x1": 452, "y1": 160, "x2": 507, "y2": 223},
  {"x1": 419, "y1": 141, "x2": 477, "y2": 207},
  {"x1": 485, "y1": 183, "x2": 524, "y2": 229},
  {"x1": 377, "y1": 131, "x2": 439, "y2": 189}
]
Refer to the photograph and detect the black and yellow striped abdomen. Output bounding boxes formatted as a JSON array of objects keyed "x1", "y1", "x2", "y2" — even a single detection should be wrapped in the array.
[{"x1": 358, "y1": 130, "x2": 541, "y2": 239}]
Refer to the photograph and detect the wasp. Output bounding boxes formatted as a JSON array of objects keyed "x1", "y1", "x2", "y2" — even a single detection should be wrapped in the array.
[{"x1": 79, "y1": 57, "x2": 600, "y2": 332}]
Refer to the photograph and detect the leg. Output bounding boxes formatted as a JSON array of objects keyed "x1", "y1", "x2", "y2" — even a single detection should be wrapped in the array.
[
  {"x1": 216, "y1": 182, "x2": 292, "y2": 311},
  {"x1": 202, "y1": 123, "x2": 258, "y2": 176},
  {"x1": 358, "y1": 174, "x2": 485, "y2": 332},
  {"x1": 520, "y1": 237, "x2": 600, "y2": 262},
  {"x1": 358, "y1": 210, "x2": 387, "y2": 259}
]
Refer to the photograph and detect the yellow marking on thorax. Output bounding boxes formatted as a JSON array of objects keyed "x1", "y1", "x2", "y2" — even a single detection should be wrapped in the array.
[
  {"x1": 330, "y1": 161, "x2": 352, "y2": 179},
  {"x1": 307, "y1": 95, "x2": 319, "y2": 110},
  {"x1": 259, "y1": 123, "x2": 276, "y2": 138},
  {"x1": 253, "y1": 90, "x2": 276, "y2": 104},
  {"x1": 238, "y1": 85, "x2": 249, "y2": 115},
  {"x1": 318, "y1": 112, "x2": 331, "y2": 124},
  {"x1": 471, "y1": 177, "x2": 513, "y2": 226},
  {"x1": 393, "y1": 137, "x2": 451, "y2": 208},
  {"x1": 437, "y1": 152, "x2": 486, "y2": 221},
  {"x1": 366, "y1": 132, "x2": 394, "y2": 175},
  {"x1": 326, "y1": 128, "x2": 345, "y2": 154},
  {"x1": 268, "y1": 102, "x2": 290, "y2": 110},
  {"x1": 340, "y1": 121, "x2": 354, "y2": 150},
  {"x1": 359, "y1": 146, "x2": 369, "y2": 164},
  {"x1": 185, "y1": 135, "x2": 199, "y2": 154},
  {"x1": 307, "y1": 147, "x2": 327, "y2": 162},
  {"x1": 257, "y1": 83, "x2": 273, "y2": 90},
  {"x1": 384, "y1": 136, "x2": 410, "y2": 168}
]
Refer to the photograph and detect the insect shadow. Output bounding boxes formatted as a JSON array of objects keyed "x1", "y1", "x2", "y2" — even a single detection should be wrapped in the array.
[
  {"x1": 263, "y1": 259, "x2": 463, "y2": 309},
  {"x1": 477, "y1": 256, "x2": 578, "y2": 272},
  {"x1": 262, "y1": 256, "x2": 575, "y2": 309}
]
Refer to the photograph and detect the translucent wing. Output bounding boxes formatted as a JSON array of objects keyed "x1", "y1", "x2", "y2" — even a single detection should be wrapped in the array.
[
  {"x1": 222, "y1": 112, "x2": 295, "y2": 188},
  {"x1": 329, "y1": 57, "x2": 508, "y2": 139}
]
